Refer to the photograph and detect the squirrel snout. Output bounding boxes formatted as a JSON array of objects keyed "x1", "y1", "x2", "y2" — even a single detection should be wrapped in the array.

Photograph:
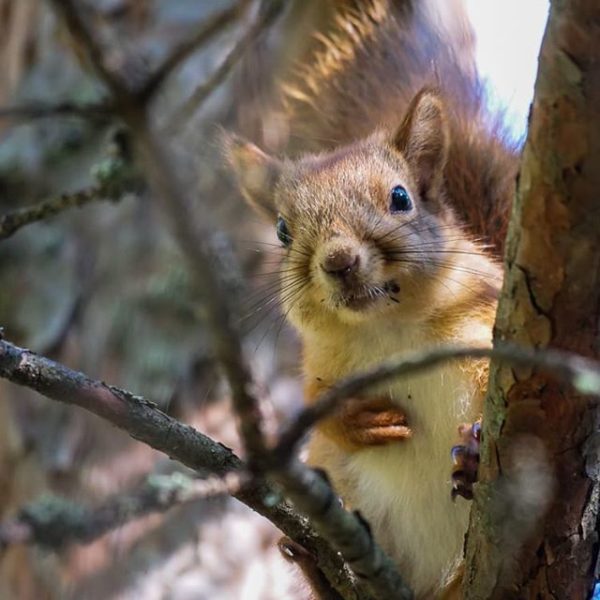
[{"x1": 321, "y1": 248, "x2": 360, "y2": 279}]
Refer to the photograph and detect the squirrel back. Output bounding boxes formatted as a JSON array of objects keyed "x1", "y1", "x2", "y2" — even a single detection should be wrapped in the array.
[{"x1": 279, "y1": 0, "x2": 519, "y2": 256}]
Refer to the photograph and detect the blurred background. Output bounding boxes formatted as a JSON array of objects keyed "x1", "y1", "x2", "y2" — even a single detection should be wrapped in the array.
[{"x1": 0, "y1": 1, "x2": 547, "y2": 599}]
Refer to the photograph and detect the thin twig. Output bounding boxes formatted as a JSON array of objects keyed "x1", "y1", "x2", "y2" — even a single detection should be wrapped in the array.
[
  {"x1": 166, "y1": 0, "x2": 285, "y2": 133},
  {"x1": 0, "y1": 153, "x2": 136, "y2": 241},
  {"x1": 0, "y1": 102, "x2": 114, "y2": 122},
  {"x1": 1, "y1": 185, "x2": 117, "y2": 241},
  {"x1": 49, "y1": 0, "x2": 131, "y2": 104},
  {"x1": 49, "y1": 0, "x2": 269, "y2": 462},
  {"x1": 0, "y1": 471, "x2": 245, "y2": 550},
  {"x1": 43, "y1": 3, "x2": 402, "y2": 598},
  {"x1": 138, "y1": 1, "x2": 250, "y2": 102},
  {"x1": 274, "y1": 343, "x2": 600, "y2": 460}
]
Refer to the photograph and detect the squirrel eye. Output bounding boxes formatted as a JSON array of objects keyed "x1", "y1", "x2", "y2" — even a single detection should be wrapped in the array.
[
  {"x1": 276, "y1": 216, "x2": 292, "y2": 246},
  {"x1": 390, "y1": 185, "x2": 412, "y2": 213}
]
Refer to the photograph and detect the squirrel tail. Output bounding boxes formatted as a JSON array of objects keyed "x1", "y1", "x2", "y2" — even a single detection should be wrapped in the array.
[{"x1": 279, "y1": 0, "x2": 519, "y2": 256}]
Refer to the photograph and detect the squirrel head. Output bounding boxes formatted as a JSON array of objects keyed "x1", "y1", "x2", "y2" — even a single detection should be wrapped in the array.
[{"x1": 225, "y1": 89, "x2": 489, "y2": 331}]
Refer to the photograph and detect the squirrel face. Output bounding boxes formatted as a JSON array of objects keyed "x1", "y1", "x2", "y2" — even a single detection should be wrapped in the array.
[{"x1": 226, "y1": 90, "x2": 483, "y2": 330}]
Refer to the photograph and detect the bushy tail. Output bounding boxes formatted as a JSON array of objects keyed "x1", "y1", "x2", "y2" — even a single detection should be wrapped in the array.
[{"x1": 279, "y1": 0, "x2": 519, "y2": 255}]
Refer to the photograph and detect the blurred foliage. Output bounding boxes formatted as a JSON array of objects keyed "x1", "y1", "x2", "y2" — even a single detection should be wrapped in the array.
[{"x1": 0, "y1": 1, "x2": 311, "y2": 598}]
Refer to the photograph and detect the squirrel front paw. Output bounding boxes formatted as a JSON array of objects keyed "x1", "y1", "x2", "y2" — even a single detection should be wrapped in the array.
[
  {"x1": 339, "y1": 396, "x2": 412, "y2": 449},
  {"x1": 451, "y1": 420, "x2": 481, "y2": 500}
]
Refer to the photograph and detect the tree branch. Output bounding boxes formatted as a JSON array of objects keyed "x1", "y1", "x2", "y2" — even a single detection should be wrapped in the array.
[
  {"x1": 48, "y1": 0, "x2": 283, "y2": 463},
  {"x1": 0, "y1": 102, "x2": 114, "y2": 123},
  {"x1": 138, "y1": 1, "x2": 250, "y2": 102},
  {"x1": 0, "y1": 337, "x2": 361, "y2": 599},
  {"x1": 0, "y1": 472, "x2": 244, "y2": 550},
  {"x1": 0, "y1": 3, "x2": 251, "y2": 125},
  {"x1": 0, "y1": 189, "x2": 110, "y2": 240},
  {"x1": 166, "y1": 0, "x2": 285, "y2": 133},
  {"x1": 274, "y1": 344, "x2": 600, "y2": 461},
  {"x1": 0, "y1": 338, "x2": 241, "y2": 477},
  {"x1": 42, "y1": 3, "x2": 409, "y2": 598},
  {"x1": 49, "y1": 1, "x2": 130, "y2": 103},
  {"x1": 271, "y1": 460, "x2": 413, "y2": 600},
  {"x1": 0, "y1": 156, "x2": 135, "y2": 240},
  {"x1": 463, "y1": 0, "x2": 600, "y2": 596}
]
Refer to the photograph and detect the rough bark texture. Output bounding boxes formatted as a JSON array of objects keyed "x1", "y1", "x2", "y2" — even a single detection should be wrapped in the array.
[{"x1": 464, "y1": 1, "x2": 600, "y2": 598}]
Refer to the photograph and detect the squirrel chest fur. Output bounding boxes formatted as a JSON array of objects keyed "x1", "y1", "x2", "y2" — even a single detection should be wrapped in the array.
[
  {"x1": 226, "y1": 1, "x2": 517, "y2": 597},
  {"x1": 304, "y1": 310, "x2": 494, "y2": 596}
]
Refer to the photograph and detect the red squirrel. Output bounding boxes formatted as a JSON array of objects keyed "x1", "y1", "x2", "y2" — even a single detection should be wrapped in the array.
[{"x1": 226, "y1": 0, "x2": 518, "y2": 597}]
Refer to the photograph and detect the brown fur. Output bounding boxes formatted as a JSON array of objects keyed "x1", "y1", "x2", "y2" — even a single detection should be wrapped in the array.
[
  {"x1": 281, "y1": 0, "x2": 518, "y2": 255},
  {"x1": 225, "y1": 2, "x2": 517, "y2": 597}
]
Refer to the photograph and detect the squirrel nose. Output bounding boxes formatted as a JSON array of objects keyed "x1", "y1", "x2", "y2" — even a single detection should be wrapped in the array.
[{"x1": 321, "y1": 249, "x2": 360, "y2": 278}]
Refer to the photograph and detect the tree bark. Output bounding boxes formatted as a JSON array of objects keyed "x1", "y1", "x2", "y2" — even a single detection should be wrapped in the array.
[{"x1": 464, "y1": 1, "x2": 600, "y2": 598}]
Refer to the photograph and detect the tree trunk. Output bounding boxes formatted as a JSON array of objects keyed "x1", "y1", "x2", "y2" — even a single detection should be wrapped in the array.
[{"x1": 464, "y1": 0, "x2": 600, "y2": 598}]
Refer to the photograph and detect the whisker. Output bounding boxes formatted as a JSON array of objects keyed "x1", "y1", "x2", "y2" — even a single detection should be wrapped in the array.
[
  {"x1": 251, "y1": 266, "x2": 307, "y2": 278},
  {"x1": 381, "y1": 226, "x2": 488, "y2": 248},
  {"x1": 249, "y1": 281, "x2": 308, "y2": 344},
  {"x1": 387, "y1": 248, "x2": 493, "y2": 259},
  {"x1": 386, "y1": 255, "x2": 498, "y2": 281},
  {"x1": 241, "y1": 277, "x2": 307, "y2": 318},
  {"x1": 390, "y1": 257, "x2": 482, "y2": 297},
  {"x1": 240, "y1": 238, "x2": 313, "y2": 259},
  {"x1": 243, "y1": 281, "x2": 307, "y2": 336}
]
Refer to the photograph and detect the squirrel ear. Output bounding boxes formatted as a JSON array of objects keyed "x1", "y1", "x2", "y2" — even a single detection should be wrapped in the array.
[
  {"x1": 222, "y1": 133, "x2": 282, "y2": 220},
  {"x1": 392, "y1": 89, "x2": 449, "y2": 197}
]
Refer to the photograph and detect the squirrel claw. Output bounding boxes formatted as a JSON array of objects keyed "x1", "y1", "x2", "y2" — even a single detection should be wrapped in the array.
[
  {"x1": 451, "y1": 419, "x2": 481, "y2": 500},
  {"x1": 278, "y1": 537, "x2": 313, "y2": 561},
  {"x1": 278, "y1": 537, "x2": 344, "y2": 600}
]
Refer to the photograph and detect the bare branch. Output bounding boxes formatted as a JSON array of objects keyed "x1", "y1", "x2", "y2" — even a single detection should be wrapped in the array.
[
  {"x1": 49, "y1": 0, "x2": 269, "y2": 462},
  {"x1": 45, "y1": 3, "x2": 410, "y2": 598},
  {"x1": 133, "y1": 128, "x2": 270, "y2": 459},
  {"x1": 0, "y1": 102, "x2": 114, "y2": 122},
  {"x1": 0, "y1": 189, "x2": 110, "y2": 240},
  {"x1": 48, "y1": 0, "x2": 131, "y2": 104},
  {"x1": 167, "y1": 0, "x2": 285, "y2": 132},
  {"x1": 0, "y1": 471, "x2": 245, "y2": 550},
  {"x1": 0, "y1": 157, "x2": 135, "y2": 241},
  {"x1": 0, "y1": 338, "x2": 243, "y2": 477},
  {"x1": 274, "y1": 344, "x2": 600, "y2": 460},
  {"x1": 2, "y1": 192, "x2": 99, "y2": 241},
  {"x1": 271, "y1": 460, "x2": 414, "y2": 600},
  {"x1": 139, "y1": 1, "x2": 250, "y2": 102},
  {"x1": 0, "y1": 337, "x2": 362, "y2": 599}
]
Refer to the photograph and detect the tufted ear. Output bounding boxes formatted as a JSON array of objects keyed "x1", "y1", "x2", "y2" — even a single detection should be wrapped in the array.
[
  {"x1": 392, "y1": 89, "x2": 449, "y2": 198},
  {"x1": 222, "y1": 133, "x2": 282, "y2": 220}
]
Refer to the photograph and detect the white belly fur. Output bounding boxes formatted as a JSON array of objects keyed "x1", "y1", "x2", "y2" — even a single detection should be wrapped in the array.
[{"x1": 305, "y1": 326, "x2": 482, "y2": 597}]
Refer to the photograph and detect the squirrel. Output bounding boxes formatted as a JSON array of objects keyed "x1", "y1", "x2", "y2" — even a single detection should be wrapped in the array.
[{"x1": 226, "y1": 0, "x2": 519, "y2": 598}]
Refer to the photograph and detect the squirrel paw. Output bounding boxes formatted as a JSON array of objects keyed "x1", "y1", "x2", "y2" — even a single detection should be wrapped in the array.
[
  {"x1": 341, "y1": 396, "x2": 412, "y2": 448},
  {"x1": 451, "y1": 420, "x2": 481, "y2": 500}
]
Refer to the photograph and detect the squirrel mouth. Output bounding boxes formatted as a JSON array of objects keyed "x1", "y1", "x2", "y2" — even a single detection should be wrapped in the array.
[
  {"x1": 339, "y1": 292, "x2": 379, "y2": 310},
  {"x1": 334, "y1": 281, "x2": 400, "y2": 311}
]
